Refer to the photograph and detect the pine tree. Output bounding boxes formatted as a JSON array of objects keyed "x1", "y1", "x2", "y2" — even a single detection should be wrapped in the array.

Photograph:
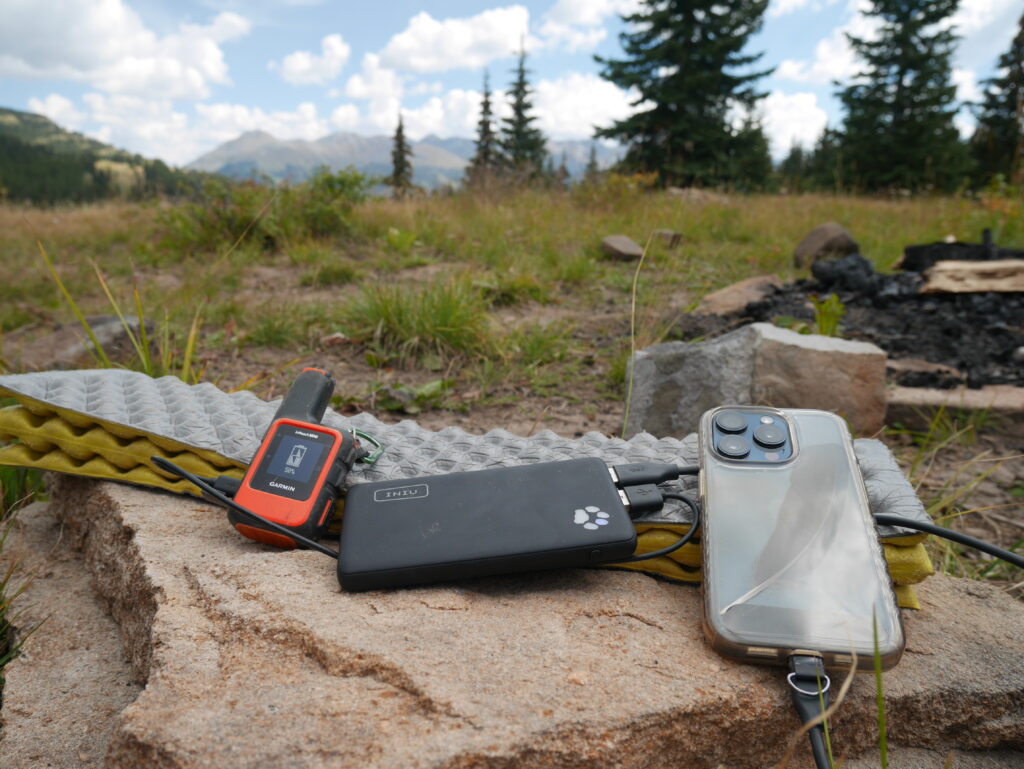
[
  {"x1": 465, "y1": 71, "x2": 499, "y2": 188},
  {"x1": 971, "y1": 12, "x2": 1024, "y2": 186},
  {"x1": 584, "y1": 143, "x2": 600, "y2": 181},
  {"x1": 594, "y1": 0, "x2": 773, "y2": 188},
  {"x1": 806, "y1": 128, "x2": 847, "y2": 192},
  {"x1": 388, "y1": 114, "x2": 414, "y2": 198},
  {"x1": 778, "y1": 144, "x2": 808, "y2": 192},
  {"x1": 837, "y1": 0, "x2": 969, "y2": 192},
  {"x1": 499, "y1": 47, "x2": 548, "y2": 180}
]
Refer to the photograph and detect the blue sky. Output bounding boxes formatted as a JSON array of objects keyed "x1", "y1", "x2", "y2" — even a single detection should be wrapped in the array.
[{"x1": 1, "y1": 0, "x2": 1019, "y2": 166}]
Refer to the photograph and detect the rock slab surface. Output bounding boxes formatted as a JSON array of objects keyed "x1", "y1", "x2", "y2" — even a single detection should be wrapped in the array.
[
  {"x1": 696, "y1": 274, "x2": 782, "y2": 316},
  {"x1": 0, "y1": 501, "x2": 141, "y2": 768},
  {"x1": 1, "y1": 477, "x2": 1019, "y2": 768},
  {"x1": 626, "y1": 322, "x2": 887, "y2": 438}
]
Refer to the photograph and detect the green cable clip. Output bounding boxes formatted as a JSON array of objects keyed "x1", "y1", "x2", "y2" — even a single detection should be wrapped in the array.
[{"x1": 354, "y1": 429, "x2": 384, "y2": 464}]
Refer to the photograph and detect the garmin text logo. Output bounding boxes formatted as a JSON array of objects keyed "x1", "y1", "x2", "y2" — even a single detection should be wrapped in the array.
[
  {"x1": 295, "y1": 430, "x2": 319, "y2": 440},
  {"x1": 374, "y1": 483, "x2": 429, "y2": 503},
  {"x1": 269, "y1": 481, "x2": 296, "y2": 492}
]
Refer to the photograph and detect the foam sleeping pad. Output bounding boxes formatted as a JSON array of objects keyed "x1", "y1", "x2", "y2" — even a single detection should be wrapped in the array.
[{"x1": 0, "y1": 370, "x2": 934, "y2": 607}]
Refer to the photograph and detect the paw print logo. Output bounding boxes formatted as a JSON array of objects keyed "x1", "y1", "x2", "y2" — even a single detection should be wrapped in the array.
[{"x1": 573, "y1": 506, "x2": 610, "y2": 530}]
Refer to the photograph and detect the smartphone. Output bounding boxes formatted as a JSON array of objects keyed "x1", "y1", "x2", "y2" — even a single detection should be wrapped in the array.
[{"x1": 698, "y1": 406, "x2": 904, "y2": 670}]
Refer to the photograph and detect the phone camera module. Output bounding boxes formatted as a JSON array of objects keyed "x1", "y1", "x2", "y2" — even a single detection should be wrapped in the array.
[
  {"x1": 753, "y1": 423, "x2": 787, "y2": 449},
  {"x1": 716, "y1": 434, "x2": 750, "y2": 459},
  {"x1": 714, "y1": 411, "x2": 748, "y2": 434}
]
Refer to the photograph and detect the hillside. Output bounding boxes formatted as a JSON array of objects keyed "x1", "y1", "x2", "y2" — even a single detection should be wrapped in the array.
[
  {"x1": 0, "y1": 107, "x2": 204, "y2": 204},
  {"x1": 187, "y1": 130, "x2": 623, "y2": 188}
]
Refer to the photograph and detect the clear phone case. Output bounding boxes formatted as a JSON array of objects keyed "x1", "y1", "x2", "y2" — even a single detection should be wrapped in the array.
[{"x1": 699, "y1": 407, "x2": 904, "y2": 670}]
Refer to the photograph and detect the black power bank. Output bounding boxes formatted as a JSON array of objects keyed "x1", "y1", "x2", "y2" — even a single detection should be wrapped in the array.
[{"x1": 337, "y1": 457, "x2": 637, "y2": 591}]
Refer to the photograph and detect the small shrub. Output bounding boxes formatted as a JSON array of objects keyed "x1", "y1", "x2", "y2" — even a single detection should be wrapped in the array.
[
  {"x1": 158, "y1": 167, "x2": 371, "y2": 254},
  {"x1": 477, "y1": 272, "x2": 548, "y2": 307},
  {"x1": 341, "y1": 275, "x2": 492, "y2": 364},
  {"x1": 384, "y1": 227, "x2": 418, "y2": 255},
  {"x1": 503, "y1": 323, "x2": 570, "y2": 367},
  {"x1": 300, "y1": 261, "x2": 359, "y2": 287},
  {"x1": 245, "y1": 311, "x2": 300, "y2": 348},
  {"x1": 810, "y1": 293, "x2": 845, "y2": 337}
]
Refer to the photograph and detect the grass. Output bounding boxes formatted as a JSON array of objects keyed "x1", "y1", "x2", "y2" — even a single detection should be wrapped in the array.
[
  {"x1": 339, "y1": 274, "x2": 493, "y2": 365},
  {"x1": 889, "y1": 406, "x2": 1023, "y2": 589}
]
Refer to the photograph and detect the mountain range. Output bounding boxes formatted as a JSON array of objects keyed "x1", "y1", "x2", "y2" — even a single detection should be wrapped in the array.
[{"x1": 186, "y1": 131, "x2": 624, "y2": 188}]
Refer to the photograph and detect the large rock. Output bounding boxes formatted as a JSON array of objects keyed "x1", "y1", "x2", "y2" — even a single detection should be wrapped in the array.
[
  {"x1": 1, "y1": 477, "x2": 1021, "y2": 768},
  {"x1": 0, "y1": 502, "x2": 141, "y2": 768},
  {"x1": 626, "y1": 322, "x2": 886, "y2": 438},
  {"x1": 793, "y1": 222, "x2": 859, "y2": 269},
  {"x1": 696, "y1": 274, "x2": 782, "y2": 316},
  {"x1": 601, "y1": 234, "x2": 644, "y2": 260},
  {"x1": 1, "y1": 315, "x2": 148, "y2": 372}
]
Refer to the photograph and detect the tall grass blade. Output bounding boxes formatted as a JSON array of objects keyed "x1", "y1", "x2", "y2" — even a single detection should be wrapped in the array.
[
  {"x1": 621, "y1": 233, "x2": 655, "y2": 439},
  {"x1": 179, "y1": 307, "x2": 204, "y2": 384},
  {"x1": 133, "y1": 284, "x2": 156, "y2": 375},
  {"x1": 90, "y1": 260, "x2": 148, "y2": 373},
  {"x1": 36, "y1": 241, "x2": 113, "y2": 368}
]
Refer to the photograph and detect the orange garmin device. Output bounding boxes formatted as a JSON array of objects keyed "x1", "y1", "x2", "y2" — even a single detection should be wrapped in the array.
[{"x1": 230, "y1": 368, "x2": 364, "y2": 549}]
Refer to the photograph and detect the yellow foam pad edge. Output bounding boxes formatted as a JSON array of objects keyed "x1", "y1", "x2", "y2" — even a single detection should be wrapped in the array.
[
  {"x1": 599, "y1": 525, "x2": 931, "y2": 609},
  {"x1": 0, "y1": 399, "x2": 932, "y2": 609},
  {"x1": 0, "y1": 403, "x2": 245, "y2": 496}
]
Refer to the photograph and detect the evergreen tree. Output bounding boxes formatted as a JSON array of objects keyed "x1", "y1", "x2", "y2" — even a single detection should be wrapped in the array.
[
  {"x1": 465, "y1": 71, "x2": 499, "y2": 188},
  {"x1": 584, "y1": 143, "x2": 600, "y2": 181},
  {"x1": 971, "y1": 12, "x2": 1024, "y2": 186},
  {"x1": 499, "y1": 47, "x2": 548, "y2": 180},
  {"x1": 805, "y1": 128, "x2": 847, "y2": 191},
  {"x1": 778, "y1": 143, "x2": 808, "y2": 192},
  {"x1": 556, "y1": 152, "x2": 570, "y2": 187},
  {"x1": 388, "y1": 114, "x2": 414, "y2": 198},
  {"x1": 837, "y1": 0, "x2": 969, "y2": 192},
  {"x1": 594, "y1": 0, "x2": 773, "y2": 188}
]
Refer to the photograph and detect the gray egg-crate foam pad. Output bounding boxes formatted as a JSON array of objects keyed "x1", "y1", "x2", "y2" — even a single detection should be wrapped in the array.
[{"x1": 0, "y1": 369, "x2": 928, "y2": 540}]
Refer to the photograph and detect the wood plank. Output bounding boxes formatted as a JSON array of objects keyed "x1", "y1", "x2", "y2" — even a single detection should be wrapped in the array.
[{"x1": 921, "y1": 258, "x2": 1024, "y2": 293}]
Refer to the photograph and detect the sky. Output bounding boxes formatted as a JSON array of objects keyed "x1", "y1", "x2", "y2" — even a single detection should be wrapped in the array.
[{"x1": 0, "y1": 0, "x2": 1020, "y2": 167}]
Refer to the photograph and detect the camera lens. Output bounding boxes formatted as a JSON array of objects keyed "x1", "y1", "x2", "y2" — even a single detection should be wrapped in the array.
[
  {"x1": 753, "y1": 423, "x2": 787, "y2": 449},
  {"x1": 716, "y1": 434, "x2": 750, "y2": 459},
  {"x1": 714, "y1": 411, "x2": 747, "y2": 434}
]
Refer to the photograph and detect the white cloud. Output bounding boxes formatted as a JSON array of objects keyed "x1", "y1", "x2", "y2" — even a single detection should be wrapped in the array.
[
  {"x1": 0, "y1": 1, "x2": 250, "y2": 99},
  {"x1": 761, "y1": 90, "x2": 829, "y2": 158},
  {"x1": 402, "y1": 89, "x2": 488, "y2": 139},
  {"x1": 539, "y1": 0, "x2": 638, "y2": 51},
  {"x1": 409, "y1": 81, "x2": 445, "y2": 96},
  {"x1": 380, "y1": 7, "x2": 531, "y2": 73},
  {"x1": 78, "y1": 93, "x2": 195, "y2": 163},
  {"x1": 329, "y1": 104, "x2": 361, "y2": 130},
  {"x1": 543, "y1": 0, "x2": 639, "y2": 27},
  {"x1": 952, "y1": 68, "x2": 981, "y2": 104},
  {"x1": 776, "y1": 3, "x2": 879, "y2": 84},
  {"x1": 194, "y1": 101, "x2": 329, "y2": 146},
  {"x1": 533, "y1": 72, "x2": 634, "y2": 139},
  {"x1": 27, "y1": 94, "x2": 85, "y2": 129},
  {"x1": 949, "y1": 0, "x2": 1020, "y2": 34},
  {"x1": 537, "y1": 21, "x2": 607, "y2": 52},
  {"x1": 270, "y1": 34, "x2": 350, "y2": 85},
  {"x1": 345, "y1": 54, "x2": 402, "y2": 101}
]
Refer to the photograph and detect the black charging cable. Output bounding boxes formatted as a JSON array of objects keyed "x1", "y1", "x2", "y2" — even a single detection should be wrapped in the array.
[
  {"x1": 610, "y1": 462, "x2": 700, "y2": 486},
  {"x1": 788, "y1": 654, "x2": 833, "y2": 769},
  {"x1": 875, "y1": 513, "x2": 1024, "y2": 569},
  {"x1": 152, "y1": 456, "x2": 340, "y2": 560},
  {"x1": 614, "y1": 487, "x2": 702, "y2": 563}
]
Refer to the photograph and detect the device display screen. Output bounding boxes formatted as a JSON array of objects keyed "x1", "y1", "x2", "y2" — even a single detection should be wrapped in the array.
[{"x1": 249, "y1": 423, "x2": 335, "y2": 501}]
